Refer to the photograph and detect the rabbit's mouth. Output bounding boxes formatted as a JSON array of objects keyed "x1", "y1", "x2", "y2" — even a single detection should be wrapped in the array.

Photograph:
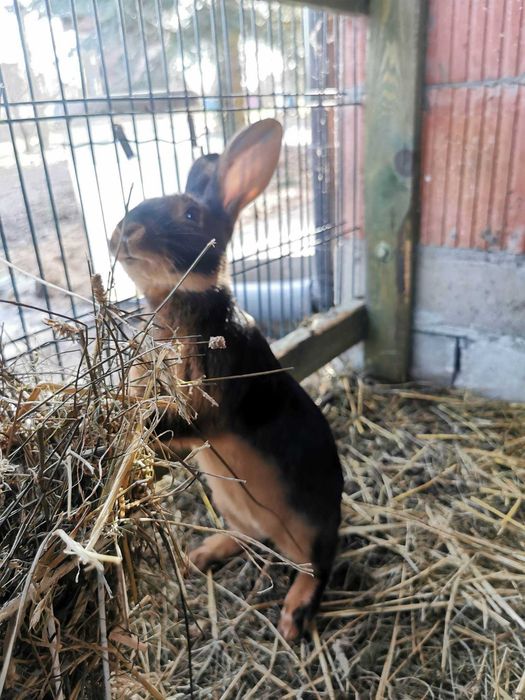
[
  {"x1": 109, "y1": 222, "x2": 145, "y2": 259},
  {"x1": 112, "y1": 242, "x2": 147, "y2": 266}
]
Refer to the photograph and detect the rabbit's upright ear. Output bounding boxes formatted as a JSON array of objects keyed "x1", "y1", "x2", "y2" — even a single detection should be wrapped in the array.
[
  {"x1": 185, "y1": 153, "x2": 220, "y2": 198},
  {"x1": 218, "y1": 119, "x2": 282, "y2": 220}
]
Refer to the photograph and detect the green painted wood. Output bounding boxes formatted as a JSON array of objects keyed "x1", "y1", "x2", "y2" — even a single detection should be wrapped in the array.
[
  {"x1": 279, "y1": 0, "x2": 369, "y2": 14},
  {"x1": 364, "y1": 0, "x2": 427, "y2": 381},
  {"x1": 272, "y1": 303, "x2": 367, "y2": 381}
]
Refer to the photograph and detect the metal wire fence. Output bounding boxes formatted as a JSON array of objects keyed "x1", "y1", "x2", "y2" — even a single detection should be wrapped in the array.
[{"x1": 0, "y1": 0, "x2": 365, "y2": 363}]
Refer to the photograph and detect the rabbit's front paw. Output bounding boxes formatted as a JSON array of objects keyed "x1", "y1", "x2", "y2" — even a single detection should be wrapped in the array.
[{"x1": 188, "y1": 533, "x2": 242, "y2": 572}]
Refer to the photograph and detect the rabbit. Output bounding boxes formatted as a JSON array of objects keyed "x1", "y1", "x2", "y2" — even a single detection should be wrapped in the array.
[{"x1": 110, "y1": 119, "x2": 343, "y2": 641}]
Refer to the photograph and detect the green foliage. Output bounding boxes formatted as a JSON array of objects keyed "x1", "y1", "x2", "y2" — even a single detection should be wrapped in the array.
[{"x1": 21, "y1": 0, "x2": 299, "y2": 97}]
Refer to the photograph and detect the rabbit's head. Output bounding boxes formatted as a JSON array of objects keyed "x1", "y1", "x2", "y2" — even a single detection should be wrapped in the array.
[{"x1": 110, "y1": 119, "x2": 282, "y2": 300}]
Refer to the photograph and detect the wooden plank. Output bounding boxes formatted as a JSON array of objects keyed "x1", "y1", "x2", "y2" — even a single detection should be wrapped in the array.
[
  {"x1": 363, "y1": 0, "x2": 427, "y2": 381},
  {"x1": 272, "y1": 302, "x2": 367, "y2": 381},
  {"x1": 279, "y1": 0, "x2": 369, "y2": 15}
]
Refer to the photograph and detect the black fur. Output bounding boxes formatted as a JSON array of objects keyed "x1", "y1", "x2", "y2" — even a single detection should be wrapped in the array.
[
  {"x1": 113, "y1": 119, "x2": 343, "y2": 637},
  {"x1": 155, "y1": 286, "x2": 343, "y2": 549},
  {"x1": 185, "y1": 153, "x2": 220, "y2": 199},
  {"x1": 120, "y1": 195, "x2": 232, "y2": 273}
]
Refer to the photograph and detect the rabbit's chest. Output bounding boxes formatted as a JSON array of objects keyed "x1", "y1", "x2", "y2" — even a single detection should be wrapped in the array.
[
  {"x1": 131, "y1": 332, "x2": 220, "y2": 422},
  {"x1": 195, "y1": 433, "x2": 314, "y2": 563}
]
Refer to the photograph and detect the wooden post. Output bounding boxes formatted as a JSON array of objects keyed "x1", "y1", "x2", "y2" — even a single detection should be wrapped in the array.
[{"x1": 364, "y1": 0, "x2": 427, "y2": 381}]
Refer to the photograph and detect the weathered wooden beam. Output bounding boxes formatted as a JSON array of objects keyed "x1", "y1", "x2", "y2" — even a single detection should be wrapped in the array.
[
  {"x1": 272, "y1": 303, "x2": 367, "y2": 381},
  {"x1": 279, "y1": 0, "x2": 369, "y2": 15},
  {"x1": 363, "y1": 0, "x2": 427, "y2": 381}
]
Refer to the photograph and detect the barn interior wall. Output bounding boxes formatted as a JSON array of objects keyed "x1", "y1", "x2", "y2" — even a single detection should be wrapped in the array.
[
  {"x1": 341, "y1": 2, "x2": 524, "y2": 399},
  {"x1": 411, "y1": 0, "x2": 525, "y2": 400},
  {"x1": 412, "y1": 246, "x2": 525, "y2": 401}
]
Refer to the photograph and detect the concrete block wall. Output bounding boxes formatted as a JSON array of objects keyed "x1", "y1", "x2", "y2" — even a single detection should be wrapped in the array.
[
  {"x1": 412, "y1": 247, "x2": 525, "y2": 401},
  {"x1": 339, "y1": 243, "x2": 525, "y2": 401}
]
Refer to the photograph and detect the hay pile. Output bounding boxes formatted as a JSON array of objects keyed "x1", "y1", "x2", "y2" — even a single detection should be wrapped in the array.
[
  {"x1": 1, "y1": 288, "x2": 525, "y2": 699},
  {"x1": 0, "y1": 279, "x2": 201, "y2": 699}
]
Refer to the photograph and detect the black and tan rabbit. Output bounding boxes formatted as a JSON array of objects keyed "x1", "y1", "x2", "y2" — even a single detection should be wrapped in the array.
[{"x1": 110, "y1": 119, "x2": 343, "y2": 641}]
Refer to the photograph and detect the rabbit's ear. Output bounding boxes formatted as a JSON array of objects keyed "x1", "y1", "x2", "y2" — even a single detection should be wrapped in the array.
[
  {"x1": 185, "y1": 153, "x2": 220, "y2": 197},
  {"x1": 218, "y1": 119, "x2": 282, "y2": 220}
]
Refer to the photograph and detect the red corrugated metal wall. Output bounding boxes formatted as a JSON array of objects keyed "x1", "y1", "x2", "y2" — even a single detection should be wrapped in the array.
[
  {"x1": 342, "y1": 1, "x2": 525, "y2": 255},
  {"x1": 422, "y1": 0, "x2": 525, "y2": 253}
]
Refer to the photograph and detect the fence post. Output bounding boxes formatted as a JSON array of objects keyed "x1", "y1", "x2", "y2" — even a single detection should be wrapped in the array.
[{"x1": 363, "y1": 0, "x2": 427, "y2": 381}]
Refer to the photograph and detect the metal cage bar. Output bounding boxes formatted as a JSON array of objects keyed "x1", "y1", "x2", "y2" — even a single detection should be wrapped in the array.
[{"x1": 0, "y1": 0, "x2": 365, "y2": 362}]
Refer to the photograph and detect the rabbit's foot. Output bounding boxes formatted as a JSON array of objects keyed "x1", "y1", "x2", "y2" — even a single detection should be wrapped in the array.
[
  {"x1": 278, "y1": 572, "x2": 321, "y2": 642},
  {"x1": 188, "y1": 533, "x2": 242, "y2": 571}
]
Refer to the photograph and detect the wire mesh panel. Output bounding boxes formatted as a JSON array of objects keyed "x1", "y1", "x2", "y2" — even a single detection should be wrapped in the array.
[{"x1": 0, "y1": 0, "x2": 365, "y2": 362}]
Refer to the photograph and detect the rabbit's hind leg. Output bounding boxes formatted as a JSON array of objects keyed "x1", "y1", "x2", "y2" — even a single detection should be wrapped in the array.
[
  {"x1": 277, "y1": 526, "x2": 338, "y2": 641},
  {"x1": 277, "y1": 570, "x2": 328, "y2": 642}
]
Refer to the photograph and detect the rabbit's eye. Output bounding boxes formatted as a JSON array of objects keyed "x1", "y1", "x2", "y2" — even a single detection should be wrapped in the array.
[{"x1": 185, "y1": 206, "x2": 199, "y2": 222}]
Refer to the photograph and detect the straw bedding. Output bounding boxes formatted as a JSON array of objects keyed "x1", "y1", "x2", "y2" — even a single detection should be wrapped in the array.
[{"x1": 1, "y1": 285, "x2": 525, "y2": 699}]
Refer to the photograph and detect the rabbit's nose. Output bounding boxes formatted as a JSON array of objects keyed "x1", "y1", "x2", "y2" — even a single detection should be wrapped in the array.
[
  {"x1": 109, "y1": 222, "x2": 144, "y2": 257},
  {"x1": 121, "y1": 222, "x2": 145, "y2": 241}
]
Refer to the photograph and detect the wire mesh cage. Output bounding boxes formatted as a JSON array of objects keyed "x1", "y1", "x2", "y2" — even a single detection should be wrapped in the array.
[{"x1": 0, "y1": 0, "x2": 366, "y2": 365}]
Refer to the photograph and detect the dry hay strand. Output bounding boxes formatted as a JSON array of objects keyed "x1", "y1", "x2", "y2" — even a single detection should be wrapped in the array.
[
  {"x1": 1, "y1": 287, "x2": 525, "y2": 699},
  {"x1": 0, "y1": 275, "x2": 234, "y2": 699},
  {"x1": 148, "y1": 373, "x2": 525, "y2": 699}
]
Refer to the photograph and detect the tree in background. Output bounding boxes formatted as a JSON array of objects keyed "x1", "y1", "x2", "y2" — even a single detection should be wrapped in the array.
[{"x1": 8, "y1": 0, "x2": 304, "y2": 141}]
